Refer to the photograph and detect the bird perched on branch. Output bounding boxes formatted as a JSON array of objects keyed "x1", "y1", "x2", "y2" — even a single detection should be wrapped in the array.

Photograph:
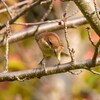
[{"x1": 36, "y1": 32, "x2": 69, "y2": 65}]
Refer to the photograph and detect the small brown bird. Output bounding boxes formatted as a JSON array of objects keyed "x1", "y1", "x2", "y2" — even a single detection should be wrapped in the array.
[{"x1": 36, "y1": 32, "x2": 68, "y2": 65}]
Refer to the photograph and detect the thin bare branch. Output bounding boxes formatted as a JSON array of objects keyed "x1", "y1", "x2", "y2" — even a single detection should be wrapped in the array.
[
  {"x1": 4, "y1": 22, "x2": 11, "y2": 72},
  {"x1": 14, "y1": 22, "x2": 36, "y2": 26},
  {"x1": 1, "y1": 0, "x2": 13, "y2": 19},
  {"x1": 5, "y1": 34, "x2": 9, "y2": 72},
  {"x1": 0, "y1": 0, "x2": 41, "y2": 30},
  {"x1": 40, "y1": 0, "x2": 52, "y2": 4},
  {"x1": 93, "y1": 0, "x2": 100, "y2": 20},
  {"x1": 89, "y1": 69, "x2": 100, "y2": 75},
  {"x1": 92, "y1": 39, "x2": 100, "y2": 66},
  {"x1": 41, "y1": 0, "x2": 54, "y2": 21},
  {"x1": 86, "y1": 27, "x2": 95, "y2": 47},
  {"x1": 0, "y1": 1, "x2": 28, "y2": 14},
  {"x1": 63, "y1": 8, "x2": 75, "y2": 62},
  {"x1": 60, "y1": 0, "x2": 100, "y2": 36}
]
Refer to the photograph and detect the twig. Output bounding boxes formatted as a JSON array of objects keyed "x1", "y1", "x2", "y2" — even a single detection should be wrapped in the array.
[
  {"x1": 0, "y1": 0, "x2": 41, "y2": 30},
  {"x1": 93, "y1": 0, "x2": 100, "y2": 20},
  {"x1": 86, "y1": 27, "x2": 95, "y2": 47},
  {"x1": 86, "y1": 27, "x2": 100, "y2": 73},
  {"x1": 14, "y1": 22, "x2": 36, "y2": 26},
  {"x1": 30, "y1": 0, "x2": 54, "y2": 37},
  {"x1": 14, "y1": 0, "x2": 56, "y2": 27},
  {"x1": 89, "y1": 69, "x2": 100, "y2": 75},
  {"x1": 5, "y1": 34, "x2": 9, "y2": 72},
  {"x1": 63, "y1": 7, "x2": 75, "y2": 62},
  {"x1": 0, "y1": 1, "x2": 28, "y2": 14},
  {"x1": 60, "y1": 0, "x2": 79, "y2": 19},
  {"x1": 4, "y1": 22, "x2": 11, "y2": 72},
  {"x1": 92, "y1": 39, "x2": 100, "y2": 66},
  {"x1": 64, "y1": 1, "x2": 70, "y2": 13},
  {"x1": 40, "y1": 0, "x2": 52, "y2": 5},
  {"x1": 1, "y1": 0, "x2": 13, "y2": 19},
  {"x1": 14, "y1": 0, "x2": 53, "y2": 26},
  {"x1": 86, "y1": 27, "x2": 100, "y2": 67},
  {"x1": 41, "y1": 0, "x2": 54, "y2": 21}
]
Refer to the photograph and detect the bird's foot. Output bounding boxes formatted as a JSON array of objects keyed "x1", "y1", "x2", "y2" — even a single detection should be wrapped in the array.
[
  {"x1": 42, "y1": 62, "x2": 47, "y2": 74},
  {"x1": 38, "y1": 62, "x2": 47, "y2": 74}
]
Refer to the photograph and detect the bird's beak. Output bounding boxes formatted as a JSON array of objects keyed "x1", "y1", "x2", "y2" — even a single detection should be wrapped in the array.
[
  {"x1": 57, "y1": 52, "x2": 61, "y2": 62},
  {"x1": 54, "y1": 49, "x2": 61, "y2": 62}
]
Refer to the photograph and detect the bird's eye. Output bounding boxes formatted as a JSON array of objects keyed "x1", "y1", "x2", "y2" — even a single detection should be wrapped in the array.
[{"x1": 48, "y1": 40, "x2": 53, "y2": 46}]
